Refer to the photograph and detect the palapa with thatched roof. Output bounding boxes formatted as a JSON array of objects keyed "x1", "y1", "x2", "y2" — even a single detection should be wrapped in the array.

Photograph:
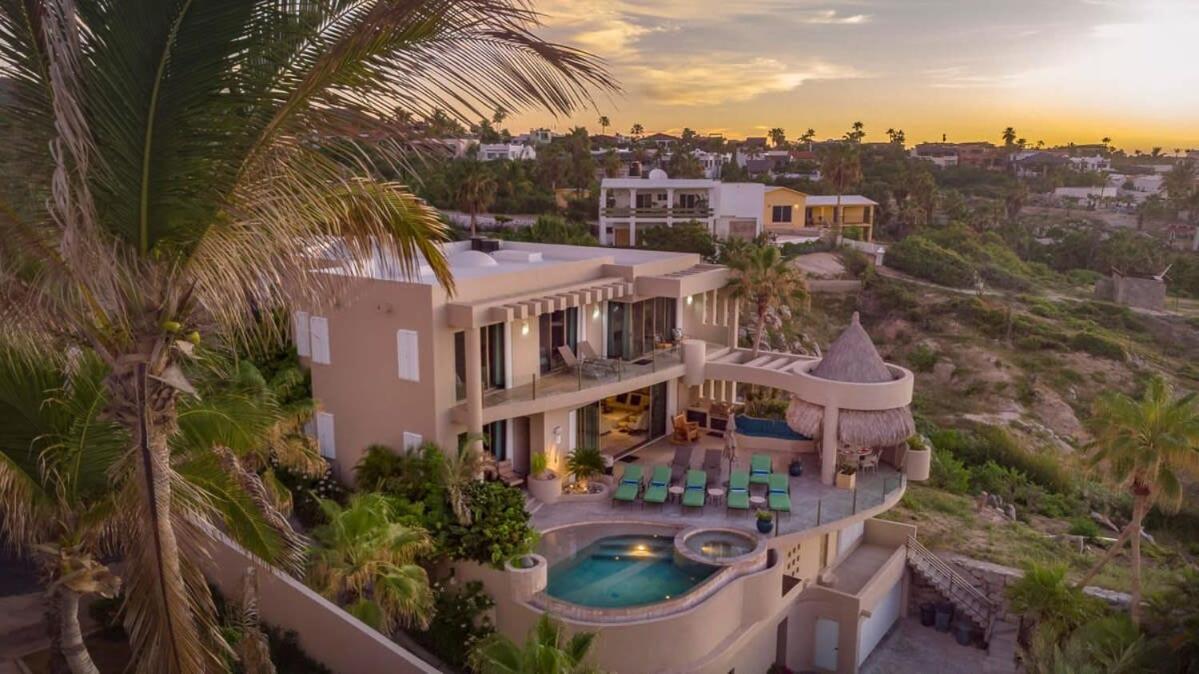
[{"x1": 786, "y1": 312, "x2": 916, "y2": 447}]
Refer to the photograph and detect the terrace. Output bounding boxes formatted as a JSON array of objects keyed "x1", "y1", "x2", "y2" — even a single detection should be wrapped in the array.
[{"x1": 531, "y1": 434, "x2": 905, "y2": 539}]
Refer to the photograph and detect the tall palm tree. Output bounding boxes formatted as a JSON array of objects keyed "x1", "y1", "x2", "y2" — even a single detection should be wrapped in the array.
[
  {"x1": 1077, "y1": 376, "x2": 1199, "y2": 625},
  {"x1": 801, "y1": 128, "x2": 816, "y2": 151},
  {"x1": 597, "y1": 115, "x2": 610, "y2": 135},
  {"x1": 630, "y1": 123, "x2": 644, "y2": 139},
  {"x1": 307, "y1": 493, "x2": 435, "y2": 633},
  {"x1": 470, "y1": 614, "x2": 599, "y2": 674},
  {"x1": 457, "y1": 161, "x2": 498, "y2": 237},
  {"x1": 1002, "y1": 126, "x2": 1018, "y2": 147},
  {"x1": 820, "y1": 143, "x2": 863, "y2": 240},
  {"x1": 769, "y1": 127, "x2": 786, "y2": 148},
  {"x1": 725, "y1": 244, "x2": 809, "y2": 356},
  {"x1": 0, "y1": 3, "x2": 609, "y2": 672}
]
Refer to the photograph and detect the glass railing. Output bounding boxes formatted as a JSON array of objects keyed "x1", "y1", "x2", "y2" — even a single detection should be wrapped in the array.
[
  {"x1": 481, "y1": 342, "x2": 683, "y2": 408},
  {"x1": 768, "y1": 473, "x2": 906, "y2": 537}
]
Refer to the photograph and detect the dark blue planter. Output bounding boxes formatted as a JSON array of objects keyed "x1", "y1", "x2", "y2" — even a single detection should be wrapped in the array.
[
  {"x1": 788, "y1": 461, "x2": 803, "y2": 477},
  {"x1": 756, "y1": 518, "x2": 774, "y2": 534}
]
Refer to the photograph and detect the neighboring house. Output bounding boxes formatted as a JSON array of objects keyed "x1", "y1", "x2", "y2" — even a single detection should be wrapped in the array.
[
  {"x1": 910, "y1": 143, "x2": 959, "y2": 168},
  {"x1": 643, "y1": 132, "x2": 681, "y2": 150},
  {"x1": 1108, "y1": 172, "x2": 1165, "y2": 203},
  {"x1": 511, "y1": 128, "x2": 555, "y2": 145},
  {"x1": 599, "y1": 172, "x2": 766, "y2": 245},
  {"x1": 297, "y1": 237, "x2": 932, "y2": 674},
  {"x1": 477, "y1": 143, "x2": 536, "y2": 161},
  {"x1": 1069, "y1": 155, "x2": 1112, "y2": 172},
  {"x1": 1013, "y1": 151, "x2": 1071, "y2": 178},
  {"x1": 693, "y1": 149, "x2": 730, "y2": 179}
]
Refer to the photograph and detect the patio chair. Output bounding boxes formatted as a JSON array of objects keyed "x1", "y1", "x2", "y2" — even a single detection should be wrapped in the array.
[
  {"x1": 642, "y1": 465, "x2": 671, "y2": 507},
  {"x1": 557, "y1": 345, "x2": 605, "y2": 379},
  {"x1": 726, "y1": 470, "x2": 750, "y2": 513},
  {"x1": 682, "y1": 469, "x2": 707, "y2": 511},
  {"x1": 702, "y1": 448, "x2": 722, "y2": 484},
  {"x1": 669, "y1": 445, "x2": 693, "y2": 483},
  {"x1": 577, "y1": 342, "x2": 619, "y2": 375},
  {"x1": 612, "y1": 464, "x2": 643, "y2": 505},
  {"x1": 860, "y1": 452, "x2": 879, "y2": 475},
  {"x1": 749, "y1": 453, "x2": 772, "y2": 486},
  {"x1": 671, "y1": 414, "x2": 700, "y2": 445},
  {"x1": 768, "y1": 473, "x2": 791, "y2": 514}
]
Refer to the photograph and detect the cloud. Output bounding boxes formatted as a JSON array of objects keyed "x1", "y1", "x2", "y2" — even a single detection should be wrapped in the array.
[
  {"x1": 631, "y1": 58, "x2": 864, "y2": 105},
  {"x1": 793, "y1": 9, "x2": 871, "y2": 25},
  {"x1": 923, "y1": 65, "x2": 1034, "y2": 89}
]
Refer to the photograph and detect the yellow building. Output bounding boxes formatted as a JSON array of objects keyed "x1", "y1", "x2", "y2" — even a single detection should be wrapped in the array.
[{"x1": 764, "y1": 187, "x2": 876, "y2": 242}]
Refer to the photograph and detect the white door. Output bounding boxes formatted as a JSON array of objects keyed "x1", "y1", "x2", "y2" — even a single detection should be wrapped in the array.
[
  {"x1": 858, "y1": 578, "x2": 903, "y2": 666},
  {"x1": 814, "y1": 618, "x2": 839, "y2": 672}
]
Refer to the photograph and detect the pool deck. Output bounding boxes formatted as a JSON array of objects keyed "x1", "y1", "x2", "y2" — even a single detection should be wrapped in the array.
[{"x1": 532, "y1": 434, "x2": 904, "y2": 539}]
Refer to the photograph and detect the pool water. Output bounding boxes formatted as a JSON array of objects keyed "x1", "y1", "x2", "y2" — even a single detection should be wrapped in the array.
[
  {"x1": 686, "y1": 530, "x2": 756, "y2": 560},
  {"x1": 545, "y1": 534, "x2": 718, "y2": 608}
]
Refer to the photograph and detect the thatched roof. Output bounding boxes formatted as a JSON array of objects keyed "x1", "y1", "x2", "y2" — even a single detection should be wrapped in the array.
[
  {"x1": 811, "y1": 312, "x2": 892, "y2": 384},
  {"x1": 785, "y1": 312, "x2": 915, "y2": 447},
  {"x1": 785, "y1": 400, "x2": 916, "y2": 447}
]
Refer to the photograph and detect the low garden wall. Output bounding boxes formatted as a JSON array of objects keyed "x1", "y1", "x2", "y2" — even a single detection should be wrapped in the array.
[{"x1": 203, "y1": 530, "x2": 438, "y2": 674}]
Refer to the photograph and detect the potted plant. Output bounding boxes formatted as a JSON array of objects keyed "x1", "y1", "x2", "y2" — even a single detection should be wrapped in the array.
[
  {"x1": 836, "y1": 464, "x2": 857, "y2": 490},
  {"x1": 526, "y1": 452, "x2": 562, "y2": 504},
  {"x1": 904, "y1": 435, "x2": 932, "y2": 481},
  {"x1": 788, "y1": 457, "x2": 804, "y2": 477},
  {"x1": 566, "y1": 447, "x2": 605, "y2": 492},
  {"x1": 755, "y1": 509, "x2": 774, "y2": 534}
]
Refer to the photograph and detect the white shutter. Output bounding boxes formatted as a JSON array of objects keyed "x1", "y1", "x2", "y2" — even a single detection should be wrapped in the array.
[
  {"x1": 310, "y1": 316, "x2": 330, "y2": 365},
  {"x1": 403, "y1": 432, "x2": 423, "y2": 452},
  {"x1": 293, "y1": 311, "x2": 311, "y2": 357},
  {"x1": 316, "y1": 412, "x2": 336, "y2": 459},
  {"x1": 396, "y1": 329, "x2": 420, "y2": 381}
]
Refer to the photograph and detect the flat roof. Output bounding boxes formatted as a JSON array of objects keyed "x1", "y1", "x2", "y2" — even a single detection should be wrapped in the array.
[
  {"x1": 805, "y1": 195, "x2": 878, "y2": 207},
  {"x1": 601, "y1": 177, "x2": 718, "y2": 189},
  {"x1": 318, "y1": 239, "x2": 695, "y2": 285}
]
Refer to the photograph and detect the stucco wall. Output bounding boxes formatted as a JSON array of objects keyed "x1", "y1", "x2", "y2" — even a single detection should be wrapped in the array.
[{"x1": 764, "y1": 188, "x2": 808, "y2": 228}]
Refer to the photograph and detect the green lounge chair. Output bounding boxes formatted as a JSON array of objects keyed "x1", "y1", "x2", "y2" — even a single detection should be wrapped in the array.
[
  {"x1": 642, "y1": 465, "x2": 671, "y2": 506},
  {"x1": 726, "y1": 470, "x2": 750, "y2": 512},
  {"x1": 613, "y1": 464, "x2": 643, "y2": 505},
  {"x1": 682, "y1": 469, "x2": 707, "y2": 510},
  {"x1": 768, "y1": 473, "x2": 791, "y2": 513},
  {"x1": 749, "y1": 453, "x2": 772, "y2": 486}
]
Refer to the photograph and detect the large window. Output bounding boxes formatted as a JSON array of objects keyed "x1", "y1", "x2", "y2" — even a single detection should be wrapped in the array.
[
  {"x1": 539, "y1": 308, "x2": 579, "y2": 374},
  {"x1": 772, "y1": 204, "x2": 792, "y2": 223},
  {"x1": 454, "y1": 324, "x2": 506, "y2": 401},
  {"x1": 607, "y1": 297, "x2": 676, "y2": 360},
  {"x1": 484, "y1": 419, "x2": 508, "y2": 461}
]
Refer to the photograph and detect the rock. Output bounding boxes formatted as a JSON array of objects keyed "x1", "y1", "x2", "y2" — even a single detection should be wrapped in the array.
[
  {"x1": 976, "y1": 491, "x2": 989, "y2": 512},
  {"x1": 1005, "y1": 504, "x2": 1017, "y2": 520},
  {"x1": 1091, "y1": 511, "x2": 1120, "y2": 533},
  {"x1": 932, "y1": 360, "x2": 956, "y2": 383}
]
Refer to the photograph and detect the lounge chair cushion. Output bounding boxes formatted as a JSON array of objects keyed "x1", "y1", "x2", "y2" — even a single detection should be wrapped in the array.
[
  {"x1": 682, "y1": 469, "x2": 706, "y2": 508},
  {"x1": 750, "y1": 454, "x2": 772, "y2": 484},
  {"x1": 768, "y1": 473, "x2": 791, "y2": 512},
  {"x1": 727, "y1": 470, "x2": 750, "y2": 510},
  {"x1": 613, "y1": 465, "x2": 643, "y2": 502},
  {"x1": 643, "y1": 465, "x2": 671, "y2": 504}
]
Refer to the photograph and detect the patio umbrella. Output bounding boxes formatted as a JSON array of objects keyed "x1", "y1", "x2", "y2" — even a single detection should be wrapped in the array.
[{"x1": 723, "y1": 414, "x2": 738, "y2": 479}]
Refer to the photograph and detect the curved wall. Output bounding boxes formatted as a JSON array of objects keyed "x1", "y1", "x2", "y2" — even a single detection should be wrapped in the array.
[{"x1": 702, "y1": 350, "x2": 913, "y2": 411}]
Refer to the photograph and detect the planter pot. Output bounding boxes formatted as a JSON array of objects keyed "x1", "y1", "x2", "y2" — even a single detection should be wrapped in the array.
[
  {"x1": 788, "y1": 461, "x2": 804, "y2": 477},
  {"x1": 919, "y1": 602, "x2": 936, "y2": 627},
  {"x1": 527, "y1": 473, "x2": 562, "y2": 505},
  {"x1": 954, "y1": 620, "x2": 975, "y2": 646},
  {"x1": 505, "y1": 553, "x2": 548, "y2": 602},
  {"x1": 756, "y1": 517, "x2": 774, "y2": 534},
  {"x1": 835, "y1": 471, "x2": 857, "y2": 490},
  {"x1": 905, "y1": 448, "x2": 931, "y2": 481}
]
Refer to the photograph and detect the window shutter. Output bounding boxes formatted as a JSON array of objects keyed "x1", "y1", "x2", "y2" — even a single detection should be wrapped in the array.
[
  {"x1": 310, "y1": 316, "x2": 330, "y2": 364},
  {"x1": 293, "y1": 311, "x2": 311, "y2": 357},
  {"x1": 396, "y1": 329, "x2": 420, "y2": 381},
  {"x1": 316, "y1": 412, "x2": 335, "y2": 459},
  {"x1": 403, "y1": 432, "x2": 423, "y2": 453}
]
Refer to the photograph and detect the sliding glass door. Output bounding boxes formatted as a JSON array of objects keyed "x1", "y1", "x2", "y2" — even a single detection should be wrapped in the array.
[
  {"x1": 454, "y1": 324, "x2": 506, "y2": 401},
  {"x1": 539, "y1": 307, "x2": 579, "y2": 373},
  {"x1": 606, "y1": 298, "x2": 677, "y2": 360},
  {"x1": 576, "y1": 402, "x2": 600, "y2": 451}
]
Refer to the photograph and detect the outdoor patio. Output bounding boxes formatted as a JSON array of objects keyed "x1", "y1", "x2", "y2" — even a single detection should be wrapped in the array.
[{"x1": 531, "y1": 434, "x2": 905, "y2": 538}]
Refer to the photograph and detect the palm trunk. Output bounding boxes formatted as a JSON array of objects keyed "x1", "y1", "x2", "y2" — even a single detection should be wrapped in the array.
[
  {"x1": 469, "y1": 208, "x2": 477, "y2": 238},
  {"x1": 835, "y1": 192, "x2": 843, "y2": 244},
  {"x1": 752, "y1": 303, "x2": 767, "y2": 356},
  {"x1": 59, "y1": 590, "x2": 100, "y2": 674},
  {"x1": 1076, "y1": 520, "x2": 1135, "y2": 588},
  {"x1": 1129, "y1": 494, "x2": 1146, "y2": 626}
]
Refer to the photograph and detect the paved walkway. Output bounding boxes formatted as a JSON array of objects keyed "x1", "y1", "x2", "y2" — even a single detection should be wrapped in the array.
[{"x1": 860, "y1": 617, "x2": 992, "y2": 674}]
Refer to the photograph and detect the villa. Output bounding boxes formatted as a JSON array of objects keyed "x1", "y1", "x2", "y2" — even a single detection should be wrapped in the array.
[
  {"x1": 284, "y1": 239, "x2": 998, "y2": 673},
  {"x1": 599, "y1": 173, "x2": 878, "y2": 247}
]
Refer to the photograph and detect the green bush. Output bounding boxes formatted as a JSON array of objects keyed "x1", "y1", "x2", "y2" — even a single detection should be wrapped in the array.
[
  {"x1": 744, "y1": 397, "x2": 789, "y2": 420},
  {"x1": 1069, "y1": 331, "x2": 1125, "y2": 361},
  {"x1": 970, "y1": 460, "x2": 1028, "y2": 501},
  {"x1": 907, "y1": 344, "x2": 939, "y2": 373},
  {"x1": 566, "y1": 446, "x2": 606, "y2": 485},
  {"x1": 1067, "y1": 517, "x2": 1101, "y2": 539},
  {"x1": 412, "y1": 580, "x2": 495, "y2": 669},
  {"x1": 886, "y1": 236, "x2": 978, "y2": 288},
  {"x1": 838, "y1": 247, "x2": 872, "y2": 279},
  {"x1": 929, "y1": 424, "x2": 1074, "y2": 495},
  {"x1": 638, "y1": 220, "x2": 717, "y2": 258},
  {"x1": 930, "y1": 449, "x2": 971, "y2": 494},
  {"x1": 440, "y1": 481, "x2": 537, "y2": 568}
]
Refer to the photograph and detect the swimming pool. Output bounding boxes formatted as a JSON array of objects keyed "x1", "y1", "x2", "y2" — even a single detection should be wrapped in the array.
[{"x1": 545, "y1": 534, "x2": 719, "y2": 608}]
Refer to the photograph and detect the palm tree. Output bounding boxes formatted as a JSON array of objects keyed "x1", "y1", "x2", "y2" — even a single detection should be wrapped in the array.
[
  {"x1": 1152, "y1": 146, "x2": 1163, "y2": 158},
  {"x1": 0, "y1": 3, "x2": 609, "y2": 671},
  {"x1": 602, "y1": 150, "x2": 623, "y2": 178},
  {"x1": 1002, "y1": 126, "x2": 1018, "y2": 148},
  {"x1": 566, "y1": 447, "x2": 605, "y2": 490},
  {"x1": 1077, "y1": 376, "x2": 1199, "y2": 625},
  {"x1": 846, "y1": 121, "x2": 865, "y2": 143},
  {"x1": 470, "y1": 614, "x2": 599, "y2": 674},
  {"x1": 820, "y1": 143, "x2": 863, "y2": 240},
  {"x1": 442, "y1": 442, "x2": 483, "y2": 525},
  {"x1": 1102, "y1": 136, "x2": 1113, "y2": 153},
  {"x1": 0, "y1": 348, "x2": 310, "y2": 673},
  {"x1": 801, "y1": 128, "x2": 816, "y2": 150},
  {"x1": 630, "y1": 123, "x2": 644, "y2": 139},
  {"x1": 726, "y1": 244, "x2": 809, "y2": 356},
  {"x1": 492, "y1": 107, "x2": 508, "y2": 126},
  {"x1": 597, "y1": 115, "x2": 610, "y2": 135},
  {"x1": 458, "y1": 161, "x2": 499, "y2": 236},
  {"x1": 769, "y1": 127, "x2": 786, "y2": 148},
  {"x1": 308, "y1": 493, "x2": 435, "y2": 633}
]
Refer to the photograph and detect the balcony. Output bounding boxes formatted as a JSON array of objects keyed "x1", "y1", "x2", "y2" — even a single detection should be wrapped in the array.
[{"x1": 601, "y1": 206, "x2": 714, "y2": 220}]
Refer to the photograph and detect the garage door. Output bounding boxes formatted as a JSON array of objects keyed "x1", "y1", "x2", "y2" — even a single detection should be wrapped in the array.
[{"x1": 857, "y1": 576, "x2": 902, "y2": 666}]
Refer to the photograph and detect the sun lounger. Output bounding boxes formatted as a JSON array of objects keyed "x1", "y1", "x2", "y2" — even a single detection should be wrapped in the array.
[
  {"x1": 642, "y1": 465, "x2": 671, "y2": 506},
  {"x1": 702, "y1": 448, "x2": 723, "y2": 484},
  {"x1": 768, "y1": 473, "x2": 791, "y2": 513},
  {"x1": 726, "y1": 470, "x2": 750, "y2": 512},
  {"x1": 670, "y1": 445, "x2": 693, "y2": 483},
  {"x1": 749, "y1": 453, "x2": 772, "y2": 486},
  {"x1": 682, "y1": 469, "x2": 707, "y2": 511},
  {"x1": 612, "y1": 464, "x2": 643, "y2": 504}
]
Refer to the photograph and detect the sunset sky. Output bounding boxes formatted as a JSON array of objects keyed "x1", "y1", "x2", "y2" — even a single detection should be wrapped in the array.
[{"x1": 505, "y1": 0, "x2": 1199, "y2": 153}]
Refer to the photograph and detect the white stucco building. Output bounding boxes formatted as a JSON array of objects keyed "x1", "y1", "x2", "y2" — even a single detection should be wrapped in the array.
[{"x1": 599, "y1": 171, "x2": 765, "y2": 246}]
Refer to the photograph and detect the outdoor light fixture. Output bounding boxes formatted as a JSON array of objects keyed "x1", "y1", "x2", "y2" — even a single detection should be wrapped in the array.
[
  {"x1": 686, "y1": 295, "x2": 694, "y2": 305},
  {"x1": 521, "y1": 320, "x2": 529, "y2": 336},
  {"x1": 593, "y1": 306, "x2": 601, "y2": 319}
]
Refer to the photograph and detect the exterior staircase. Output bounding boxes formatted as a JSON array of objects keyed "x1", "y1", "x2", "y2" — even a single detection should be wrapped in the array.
[
  {"x1": 523, "y1": 494, "x2": 544, "y2": 516},
  {"x1": 906, "y1": 536, "x2": 998, "y2": 645}
]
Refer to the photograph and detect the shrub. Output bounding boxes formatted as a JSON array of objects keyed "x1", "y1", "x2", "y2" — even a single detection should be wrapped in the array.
[
  {"x1": 930, "y1": 449, "x2": 971, "y2": 494},
  {"x1": 412, "y1": 580, "x2": 495, "y2": 669},
  {"x1": 970, "y1": 460, "x2": 1029, "y2": 501},
  {"x1": 638, "y1": 220, "x2": 717, "y2": 259},
  {"x1": 566, "y1": 446, "x2": 605, "y2": 487},
  {"x1": 907, "y1": 344, "x2": 939, "y2": 373},
  {"x1": 744, "y1": 397, "x2": 789, "y2": 420},
  {"x1": 1068, "y1": 517, "x2": 1101, "y2": 539},
  {"x1": 839, "y1": 247, "x2": 872, "y2": 279},
  {"x1": 929, "y1": 424, "x2": 1074, "y2": 495},
  {"x1": 1069, "y1": 331, "x2": 1125, "y2": 361},
  {"x1": 886, "y1": 235, "x2": 977, "y2": 288},
  {"x1": 530, "y1": 452, "x2": 549, "y2": 479},
  {"x1": 440, "y1": 481, "x2": 537, "y2": 568}
]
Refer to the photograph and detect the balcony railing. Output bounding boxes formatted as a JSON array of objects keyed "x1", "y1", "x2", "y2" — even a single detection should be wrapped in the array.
[
  {"x1": 601, "y1": 206, "x2": 714, "y2": 219},
  {"x1": 481, "y1": 343, "x2": 683, "y2": 408}
]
